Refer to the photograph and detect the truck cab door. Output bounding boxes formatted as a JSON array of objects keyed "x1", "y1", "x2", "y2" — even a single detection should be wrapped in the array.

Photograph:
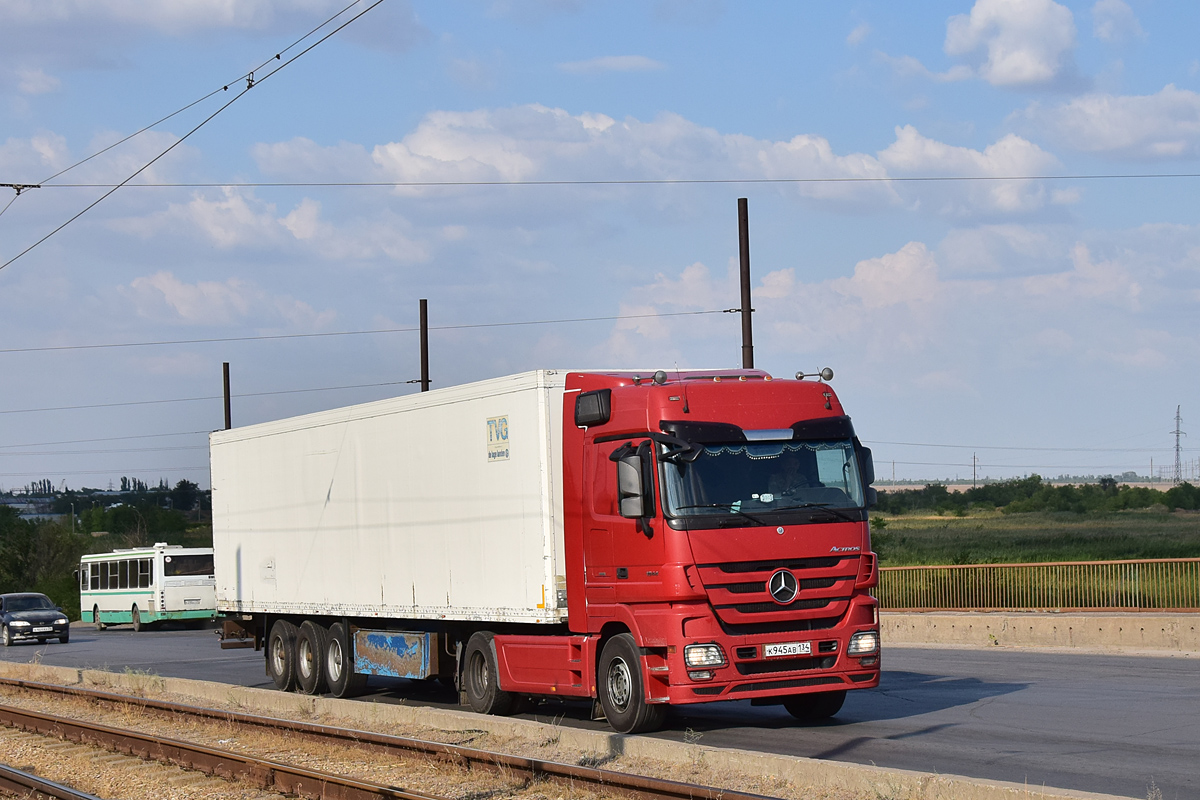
[{"x1": 585, "y1": 438, "x2": 666, "y2": 610}]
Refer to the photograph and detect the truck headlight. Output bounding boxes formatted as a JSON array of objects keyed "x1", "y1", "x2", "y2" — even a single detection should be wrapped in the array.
[
  {"x1": 847, "y1": 630, "x2": 879, "y2": 655},
  {"x1": 684, "y1": 643, "x2": 727, "y2": 668}
]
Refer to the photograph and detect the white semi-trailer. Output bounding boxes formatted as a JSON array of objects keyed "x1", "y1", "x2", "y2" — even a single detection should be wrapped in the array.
[{"x1": 212, "y1": 368, "x2": 880, "y2": 733}]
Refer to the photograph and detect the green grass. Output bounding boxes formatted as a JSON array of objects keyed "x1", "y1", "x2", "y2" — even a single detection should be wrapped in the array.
[{"x1": 870, "y1": 508, "x2": 1200, "y2": 566}]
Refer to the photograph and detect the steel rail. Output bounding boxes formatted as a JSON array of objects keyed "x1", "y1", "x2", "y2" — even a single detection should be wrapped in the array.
[
  {"x1": 0, "y1": 700, "x2": 448, "y2": 800},
  {"x1": 0, "y1": 677, "x2": 776, "y2": 800},
  {"x1": 0, "y1": 761, "x2": 104, "y2": 800}
]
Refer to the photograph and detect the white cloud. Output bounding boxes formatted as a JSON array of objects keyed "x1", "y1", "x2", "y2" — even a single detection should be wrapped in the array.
[
  {"x1": 1019, "y1": 85, "x2": 1200, "y2": 159},
  {"x1": 1023, "y1": 242, "x2": 1141, "y2": 309},
  {"x1": 1092, "y1": 0, "x2": 1144, "y2": 43},
  {"x1": 846, "y1": 23, "x2": 871, "y2": 46},
  {"x1": 253, "y1": 107, "x2": 1065, "y2": 220},
  {"x1": 122, "y1": 270, "x2": 335, "y2": 331},
  {"x1": 878, "y1": 125, "x2": 1058, "y2": 215},
  {"x1": 876, "y1": 52, "x2": 973, "y2": 83},
  {"x1": 557, "y1": 55, "x2": 666, "y2": 74},
  {"x1": 15, "y1": 67, "x2": 60, "y2": 95},
  {"x1": 945, "y1": 0, "x2": 1079, "y2": 87}
]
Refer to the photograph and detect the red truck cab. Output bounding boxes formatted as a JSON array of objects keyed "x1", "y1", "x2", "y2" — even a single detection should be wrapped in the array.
[{"x1": 537, "y1": 369, "x2": 880, "y2": 732}]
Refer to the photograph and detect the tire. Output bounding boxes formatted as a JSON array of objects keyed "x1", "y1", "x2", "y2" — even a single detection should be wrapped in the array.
[
  {"x1": 324, "y1": 622, "x2": 366, "y2": 698},
  {"x1": 597, "y1": 633, "x2": 665, "y2": 734},
  {"x1": 783, "y1": 690, "x2": 846, "y2": 721},
  {"x1": 296, "y1": 620, "x2": 329, "y2": 695},
  {"x1": 131, "y1": 606, "x2": 142, "y2": 633},
  {"x1": 462, "y1": 631, "x2": 515, "y2": 716},
  {"x1": 1, "y1": 625, "x2": 11, "y2": 647},
  {"x1": 93, "y1": 605, "x2": 106, "y2": 631},
  {"x1": 59, "y1": 631, "x2": 70, "y2": 644},
  {"x1": 267, "y1": 619, "x2": 299, "y2": 692}
]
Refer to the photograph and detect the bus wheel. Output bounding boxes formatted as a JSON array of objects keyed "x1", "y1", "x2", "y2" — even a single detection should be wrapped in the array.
[
  {"x1": 324, "y1": 622, "x2": 366, "y2": 698},
  {"x1": 463, "y1": 631, "x2": 515, "y2": 716},
  {"x1": 93, "y1": 605, "x2": 106, "y2": 631},
  {"x1": 598, "y1": 633, "x2": 665, "y2": 734},
  {"x1": 296, "y1": 620, "x2": 329, "y2": 695},
  {"x1": 784, "y1": 690, "x2": 846, "y2": 721},
  {"x1": 131, "y1": 606, "x2": 142, "y2": 632},
  {"x1": 267, "y1": 619, "x2": 299, "y2": 692}
]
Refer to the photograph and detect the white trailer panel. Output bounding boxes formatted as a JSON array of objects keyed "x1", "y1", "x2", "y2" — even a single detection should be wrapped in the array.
[{"x1": 211, "y1": 370, "x2": 568, "y2": 624}]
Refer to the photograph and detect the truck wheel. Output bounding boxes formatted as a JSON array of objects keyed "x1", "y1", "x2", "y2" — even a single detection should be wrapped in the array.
[
  {"x1": 296, "y1": 620, "x2": 329, "y2": 695},
  {"x1": 598, "y1": 633, "x2": 665, "y2": 734},
  {"x1": 324, "y1": 622, "x2": 366, "y2": 698},
  {"x1": 93, "y1": 605, "x2": 106, "y2": 631},
  {"x1": 463, "y1": 632, "x2": 515, "y2": 716},
  {"x1": 784, "y1": 690, "x2": 846, "y2": 721},
  {"x1": 131, "y1": 606, "x2": 142, "y2": 632},
  {"x1": 267, "y1": 619, "x2": 299, "y2": 692}
]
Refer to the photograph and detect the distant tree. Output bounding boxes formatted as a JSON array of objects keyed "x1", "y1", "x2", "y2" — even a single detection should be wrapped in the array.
[{"x1": 171, "y1": 479, "x2": 200, "y2": 512}]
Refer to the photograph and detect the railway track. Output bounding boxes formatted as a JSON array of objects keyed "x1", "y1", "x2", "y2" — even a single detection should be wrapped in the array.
[
  {"x1": 0, "y1": 676, "x2": 777, "y2": 800},
  {"x1": 0, "y1": 760, "x2": 103, "y2": 800}
]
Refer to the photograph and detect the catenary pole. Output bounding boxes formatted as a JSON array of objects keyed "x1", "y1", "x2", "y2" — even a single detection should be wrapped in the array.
[{"x1": 738, "y1": 198, "x2": 753, "y2": 369}]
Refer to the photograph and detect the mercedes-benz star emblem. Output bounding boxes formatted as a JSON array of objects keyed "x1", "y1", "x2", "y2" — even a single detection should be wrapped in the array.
[{"x1": 768, "y1": 569, "x2": 798, "y2": 604}]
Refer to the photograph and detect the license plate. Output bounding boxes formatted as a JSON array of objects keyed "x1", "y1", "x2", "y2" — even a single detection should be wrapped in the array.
[
  {"x1": 32, "y1": 627, "x2": 53, "y2": 633},
  {"x1": 764, "y1": 641, "x2": 811, "y2": 658}
]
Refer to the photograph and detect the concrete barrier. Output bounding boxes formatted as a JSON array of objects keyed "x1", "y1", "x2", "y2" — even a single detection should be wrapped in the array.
[
  {"x1": 0, "y1": 660, "x2": 1133, "y2": 800},
  {"x1": 883, "y1": 611, "x2": 1199, "y2": 653}
]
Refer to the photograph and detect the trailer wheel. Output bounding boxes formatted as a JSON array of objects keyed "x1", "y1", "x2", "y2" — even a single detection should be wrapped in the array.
[
  {"x1": 325, "y1": 622, "x2": 367, "y2": 698},
  {"x1": 267, "y1": 619, "x2": 299, "y2": 692},
  {"x1": 598, "y1": 633, "x2": 665, "y2": 734},
  {"x1": 296, "y1": 620, "x2": 329, "y2": 695},
  {"x1": 463, "y1": 632, "x2": 515, "y2": 716},
  {"x1": 93, "y1": 606, "x2": 106, "y2": 631},
  {"x1": 783, "y1": 689, "x2": 846, "y2": 721}
]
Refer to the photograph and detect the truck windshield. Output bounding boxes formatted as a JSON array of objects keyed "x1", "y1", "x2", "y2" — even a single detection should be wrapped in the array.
[{"x1": 662, "y1": 439, "x2": 865, "y2": 518}]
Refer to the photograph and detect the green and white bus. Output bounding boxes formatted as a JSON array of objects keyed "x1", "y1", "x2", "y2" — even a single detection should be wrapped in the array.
[{"x1": 80, "y1": 543, "x2": 216, "y2": 631}]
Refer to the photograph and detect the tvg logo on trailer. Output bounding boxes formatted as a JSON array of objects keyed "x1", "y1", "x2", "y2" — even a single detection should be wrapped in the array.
[{"x1": 487, "y1": 416, "x2": 510, "y2": 462}]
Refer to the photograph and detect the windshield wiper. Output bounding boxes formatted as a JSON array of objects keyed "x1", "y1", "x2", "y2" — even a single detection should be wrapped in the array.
[
  {"x1": 772, "y1": 502, "x2": 860, "y2": 523},
  {"x1": 673, "y1": 503, "x2": 768, "y2": 526}
]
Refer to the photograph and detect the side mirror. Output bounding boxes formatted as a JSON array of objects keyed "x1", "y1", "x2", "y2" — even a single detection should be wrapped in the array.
[
  {"x1": 859, "y1": 446, "x2": 875, "y2": 486},
  {"x1": 617, "y1": 456, "x2": 645, "y2": 518}
]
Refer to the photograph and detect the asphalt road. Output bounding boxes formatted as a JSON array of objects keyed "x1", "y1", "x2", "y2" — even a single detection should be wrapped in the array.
[{"x1": 2, "y1": 623, "x2": 1195, "y2": 800}]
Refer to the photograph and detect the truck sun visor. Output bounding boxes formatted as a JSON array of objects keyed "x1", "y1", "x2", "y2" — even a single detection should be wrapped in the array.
[
  {"x1": 575, "y1": 389, "x2": 612, "y2": 427},
  {"x1": 790, "y1": 415, "x2": 854, "y2": 440}
]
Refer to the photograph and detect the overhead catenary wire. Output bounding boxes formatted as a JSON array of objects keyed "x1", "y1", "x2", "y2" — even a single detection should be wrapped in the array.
[
  {"x1": 0, "y1": 0, "x2": 384, "y2": 274},
  {"x1": 33, "y1": 0, "x2": 373, "y2": 188},
  {"x1": 0, "y1": 431, "x2": 210, "y2": 451},
  {"x1": 0, "y1": 308, "x2": 731, "y2": 355},
  {"x1": 21, "y1": 171, "x2": 1200, "y2": 189},
  {"x1": 0, "y1": 379, "x2": 413, "y2": 416}
]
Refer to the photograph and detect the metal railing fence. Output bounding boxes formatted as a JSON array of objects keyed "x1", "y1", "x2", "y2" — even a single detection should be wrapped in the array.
[{"x1": 877, "y1": 558, "x2": 1200, "y2": 612}]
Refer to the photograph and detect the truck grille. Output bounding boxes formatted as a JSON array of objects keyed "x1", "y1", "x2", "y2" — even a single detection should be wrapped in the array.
[{"x1": 697, "y1": 555, "x2": 859, "y2": 632}]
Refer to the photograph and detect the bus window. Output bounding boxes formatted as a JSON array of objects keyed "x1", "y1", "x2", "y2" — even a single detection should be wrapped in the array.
[
  {"x1": 118, "y1": 560, "x2": 129, "y2": 589},
  {"x1": 90, "y1": 563, "x2": 99, "y2": 591},
  {"x1": 164, "y1": 554, "x2": 214, "y2": 577},
  {"x1": 79, "y1": 564, "x2": 87, "y2": 591},
  {"x1": 139, "y1": 559, "x2": 152, "y2": 588}
]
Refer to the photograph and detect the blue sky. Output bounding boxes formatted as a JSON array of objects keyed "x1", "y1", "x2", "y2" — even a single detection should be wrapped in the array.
[{"x1": 1, "y1": 0, "x2": 1198, "y2": 490}]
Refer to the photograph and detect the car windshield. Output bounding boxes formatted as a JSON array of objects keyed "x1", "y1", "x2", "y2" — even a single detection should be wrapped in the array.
[
  {"x1": 662, "y1": 438, "x2": 865, "y2": 517},
  {"x1": 7, "y1": 595, "x2": 54, "y2": 612}
]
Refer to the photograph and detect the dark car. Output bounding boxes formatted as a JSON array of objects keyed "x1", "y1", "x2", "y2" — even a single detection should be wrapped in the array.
[{"x1": 0, "y1": 593, "x2": 70, "y2": 646}]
